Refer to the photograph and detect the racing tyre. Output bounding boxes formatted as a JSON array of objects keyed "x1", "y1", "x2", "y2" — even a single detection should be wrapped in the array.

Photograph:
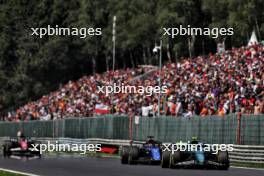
[
  {"x1": 218, "y1": 151, "x2": 229, "y2": 170},
  {"x1": 3, "y1": 143, "x2": 11, "y2": 158},
  {"x1": 161, "y1": 151, "x2": 171, "y2": 168},
  {"x1": 128, "y1": 146, "x2": 139, "y2": 165},
  {"x1": 34, "y1": 143, "x2": 42, "y2": 159},
  {"x1": 35, "y1": 150, "x2": 41, "y2": 159},
  {"x1": 171, "y1": 150, "x2": 181, "y2": 168},
  {"x1": 121, "y1": 146, "x2": 130, "y2": 164},
  {"x1": 38, "y1": 151, "x2": 42, "y2": 159}
]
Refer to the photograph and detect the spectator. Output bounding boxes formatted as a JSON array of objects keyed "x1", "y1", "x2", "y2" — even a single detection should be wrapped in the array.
[{"x1": 3, "y1": 44, "x2": 264, "y2": 121}]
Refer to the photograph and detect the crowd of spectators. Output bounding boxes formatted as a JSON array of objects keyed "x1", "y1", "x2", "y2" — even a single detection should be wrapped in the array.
[
  {"x1": 3, "y1": 67, "x2": 151, "y2": 121},
  {"x1": 2, "y1": 44, "x2": 264, "y2": 121}
]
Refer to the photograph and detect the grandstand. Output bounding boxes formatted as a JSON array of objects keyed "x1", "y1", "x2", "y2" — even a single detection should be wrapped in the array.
[{"x1": 3, "y1": 44, "x2": 264, "y2": 121}]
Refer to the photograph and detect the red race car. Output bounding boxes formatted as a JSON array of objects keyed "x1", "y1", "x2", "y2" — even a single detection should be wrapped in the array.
[{"x1": 3, "y1": 137, "x2": 41, "y2": 159}]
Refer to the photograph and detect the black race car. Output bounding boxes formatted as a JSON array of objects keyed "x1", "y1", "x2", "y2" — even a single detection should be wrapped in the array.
[
  {"x1": 121, "y1": 136, "x2": 162, "y2": 165},
  {"x1": 3, "y1": 137, "x2": 41, "y2": 158}
]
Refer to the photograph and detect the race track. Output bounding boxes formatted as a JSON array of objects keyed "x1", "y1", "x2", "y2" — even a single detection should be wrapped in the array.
[{"x1": 0, "y1": 155, "x2": 263, "y2": 176}]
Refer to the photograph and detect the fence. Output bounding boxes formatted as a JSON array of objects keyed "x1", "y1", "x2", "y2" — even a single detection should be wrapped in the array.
[
  {"x1": 0, "y1": 116, "x2": 129, "y2": 139},
  {"x1": 0, "y1": 114, "x2": 263, "y2": 145}
]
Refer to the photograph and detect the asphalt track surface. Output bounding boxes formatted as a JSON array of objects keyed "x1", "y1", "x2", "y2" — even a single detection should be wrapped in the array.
[{"x1": 0, "y1": 155, "x2": 263, "y2": 176}]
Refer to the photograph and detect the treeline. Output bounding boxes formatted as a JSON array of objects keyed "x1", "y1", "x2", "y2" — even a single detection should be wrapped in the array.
[{"x1": 0, "y1": 0, "x2": 263, "y2": 113}]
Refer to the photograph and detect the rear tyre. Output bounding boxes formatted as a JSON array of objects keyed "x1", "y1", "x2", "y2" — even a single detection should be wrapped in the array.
[
  {"x1": 38, "y1": 152, "x2": 42, "y2": 159},
  {"x1": 35, "y1": 150, "x2": 42, "y2": 159},
  {"x1": 128, "y1": 146, "x2": 139, "y2": 165},
  {"x1": 161, "y1": 151, "x2": 171, "y2": 168},
  {"x1": 32, "y1": 143, "x2": 42, "y2": 159},
  {"x1": 218, "y1": 151, "x2": 229, "y2": 170},
  {"x1": 121, "y1": 146, "x2": 129, "y2": 164}
]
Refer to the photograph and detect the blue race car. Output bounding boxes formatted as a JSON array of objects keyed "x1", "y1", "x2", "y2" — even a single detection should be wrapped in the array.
[
  {"x1": 161, "y1": 137, "x2": 229, "y2": 170},
  {"x1": 121, "y1": 136, "x2": 161, "y2": 165}
]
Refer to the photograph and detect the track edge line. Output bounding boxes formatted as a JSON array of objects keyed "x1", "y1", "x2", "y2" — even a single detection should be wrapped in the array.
[{"x1": 0, "y1": 168, "x2": 40, "y2": 176}]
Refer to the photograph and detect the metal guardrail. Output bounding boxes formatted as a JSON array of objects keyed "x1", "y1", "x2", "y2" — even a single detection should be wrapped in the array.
[
  {"x1": 0, "y1": 137, "x2": 129, "y2": 146},
  {"x1": 0, "y1": 137, "x2": 263, "y2": 164},
  {"x1": 230, "y1": 145, "x2": 264, "y2": 164},
  {"x1": 0, "y1": 137, "x2": 144, "y2": 147}
]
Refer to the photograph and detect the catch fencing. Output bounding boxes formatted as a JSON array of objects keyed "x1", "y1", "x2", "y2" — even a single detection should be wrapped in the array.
[{"x1": 0, "y1": 114, "x2": 263, "y2": 145}]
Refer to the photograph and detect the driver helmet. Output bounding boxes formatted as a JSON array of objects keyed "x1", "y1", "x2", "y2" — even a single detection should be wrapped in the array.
[
  {"x1": 17, "y1": 130, "x2": 25, "y2": 139},
  {"x1": 191, "y1": 136, "x2": 198, "y2": 144},
  {"x1": 17, "y1": 130, "x2": 22, "y2": 137}
]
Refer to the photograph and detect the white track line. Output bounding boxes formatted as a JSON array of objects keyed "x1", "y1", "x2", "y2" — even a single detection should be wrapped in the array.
[
  {"x1": 231, "y1": 166, "x2": 264, "y2": 171},
  {"x1": 0, "y1": 168, "x2": 40, "y2": 176}
]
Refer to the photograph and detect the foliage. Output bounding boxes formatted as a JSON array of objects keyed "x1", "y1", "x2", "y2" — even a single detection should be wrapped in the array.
[{"x1": 0, "y1": 0, "x2": 263, "y2": 112}]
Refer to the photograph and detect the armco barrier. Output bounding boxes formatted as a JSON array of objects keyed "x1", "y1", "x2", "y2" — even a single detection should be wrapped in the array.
[
  {"x1": 0, "y1": 114, "x2": 263, "y2": 145},
  {"x1": 230, "y1": 145, "x2": 264, "y2": 164},
  {"x1": 0, "y1": 137, "x2": 133, "y2": 147},
  {"x1": 0, "y1": 137, "x2": 263, "y2": 164}
]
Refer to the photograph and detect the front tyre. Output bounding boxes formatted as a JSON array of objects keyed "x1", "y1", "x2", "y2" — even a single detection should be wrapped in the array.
[
  {"x1": 3, "y1": 143, "x2": 11, "y2": 158},
  {"x1": 171, "y1": 150, "x2": 181, "y2": 168}
]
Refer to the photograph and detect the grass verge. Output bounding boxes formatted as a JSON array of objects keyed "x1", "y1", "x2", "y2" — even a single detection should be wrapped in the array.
[{"x1": 0, "y1": 171, "x2": 25, "y2": 176}]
